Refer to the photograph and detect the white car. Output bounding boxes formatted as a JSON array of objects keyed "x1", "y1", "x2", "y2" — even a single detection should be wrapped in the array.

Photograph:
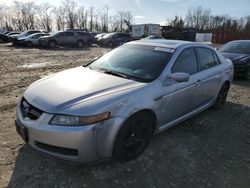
[
  {"x1": 10, "y1": 30, "x2": 42, "y2": 44},
  {"x1": 17, "y1": 33, "x2": 49, "y2": 47}
]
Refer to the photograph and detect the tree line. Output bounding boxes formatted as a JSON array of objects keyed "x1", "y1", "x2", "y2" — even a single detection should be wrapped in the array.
[
  {"x1": 0, "y1": 1, "x2": 250, "y2": 34},
  {"x1": 167, "y1": 6, "x2": 250, "y2": 33},
  {"x1": 0, "y1": 0, "x2": 133, "y2": 32}
]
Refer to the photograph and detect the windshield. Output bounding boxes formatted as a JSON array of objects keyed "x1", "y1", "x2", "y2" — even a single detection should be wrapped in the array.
[
  {"x1": 89, "y1": 44, "x2": 173, "y2": 83},
  {"x1": 219, "y1": 41, "x2": 250, "y2": 54}
]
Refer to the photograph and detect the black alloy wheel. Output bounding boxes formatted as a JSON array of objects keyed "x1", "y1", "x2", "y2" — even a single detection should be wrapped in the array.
[{"x1": 114, "y1": 112, "x2": 153, "y2": 161}]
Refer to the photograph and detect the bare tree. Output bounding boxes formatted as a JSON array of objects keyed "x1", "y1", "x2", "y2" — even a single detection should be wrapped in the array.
[
  {"x1": 88, "y1": 6, "x2": 94, "y2": 31},
  {"x1": 36, "y1": 3, "x2": 53, "y2": 31},
  {"x1": 76, "y1": 6, "x2": 87, "y2": 29},
  {"x1": 124, "y1": 11, "x2": 133, "y2": 32},
  {"x1": 62, "y1": 0, "x2": 77, "y2": 29},
  {"x1": 186, "y1": 6, "x2": 211, "y2": 30},
  {"x1": 54, "y1": 6, "x2": 66, "y2": 30},
  {"x1": 168, "y1": 15, "x2": 184, "y2": 28}
]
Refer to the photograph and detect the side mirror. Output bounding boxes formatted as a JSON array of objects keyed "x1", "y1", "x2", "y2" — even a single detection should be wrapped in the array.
[
  {"x1": 170, "y1": 72, "x2": 190, "y2": 82},
  {"x1": 214, "y1": 48, "x2": 218, "y2": 50}
]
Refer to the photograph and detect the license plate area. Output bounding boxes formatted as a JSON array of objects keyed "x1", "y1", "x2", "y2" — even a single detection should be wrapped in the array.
[{"x1": 15, "y1": 119, "x2": 29, "y2": 142}]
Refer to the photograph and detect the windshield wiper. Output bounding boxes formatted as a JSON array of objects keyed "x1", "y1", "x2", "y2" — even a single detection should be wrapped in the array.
[{"x1": 103, "y1": 70, "x2": 129, "y2": 79}]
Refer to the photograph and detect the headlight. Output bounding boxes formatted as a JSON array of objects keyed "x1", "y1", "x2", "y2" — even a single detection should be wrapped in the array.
[{"x1": 49, "y1": 112, "x2": 110, "y2": 126}]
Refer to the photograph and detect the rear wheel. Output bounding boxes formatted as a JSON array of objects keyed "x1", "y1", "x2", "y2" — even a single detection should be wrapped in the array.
[
  {"x1": 48, "y1": 40, "x2": 56, "y2": 48},
  {"x1": 113, "y1": 112, "x2": 153, "y2": 161},
  {"x1": 212, "y1": 83, "x2": 230, "y2": 110},
  {"x1": 243, "y1": 66, "x2": 250, "y2": 80}
]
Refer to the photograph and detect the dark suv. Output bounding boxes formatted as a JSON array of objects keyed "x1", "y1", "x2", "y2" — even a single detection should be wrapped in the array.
[
  {"x1": 97, "y1": 32, "x2": 132, "y2": 47},
  {"x1": 39, "y1": 31, "x2": 88, "y2": 48}
]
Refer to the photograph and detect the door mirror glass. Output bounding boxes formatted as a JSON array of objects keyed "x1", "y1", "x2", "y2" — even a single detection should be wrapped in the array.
[{"x1": 170, "y1": 72, "x2": 190, "y2": 82}]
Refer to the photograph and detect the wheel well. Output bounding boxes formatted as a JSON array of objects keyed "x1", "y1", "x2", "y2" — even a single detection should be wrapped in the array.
[
  {"x1": 135, "y1": 109, "x2": 157, "y2": 134},
  {"x1": 223, "y1": 80, "x2": 230, "y2": 88}
]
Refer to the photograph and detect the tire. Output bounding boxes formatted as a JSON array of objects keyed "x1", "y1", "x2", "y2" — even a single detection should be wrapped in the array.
[
  {"x1": 48, "y1": 40, "x2": 56, "y2": 48},
  {"x1": 77, "y1": 40, "x2": 84, "y2": 48},
  {"x1": 0, "y1": 38, "x2": 4, "y2": 43},
  {"x1": 113, "y1": 112, "x2": 154, "y2": 161},
  {"x1": 243, "y1": 66, "x2": 250, "y2": 80},
  {"x1": 26, "y1": 41, "x2": 33, "y2": 47},
  {"x1": 212, "y1": 83, "x2": 230, "y2": 110}
]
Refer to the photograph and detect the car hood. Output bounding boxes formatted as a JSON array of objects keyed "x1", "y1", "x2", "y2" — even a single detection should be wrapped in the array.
[
  {"x1": 24, "y1": 67, "x2": 144, "y2": 113},
  {"x1": 220, "y1": 52, "x2": 249, "y2": 62}
]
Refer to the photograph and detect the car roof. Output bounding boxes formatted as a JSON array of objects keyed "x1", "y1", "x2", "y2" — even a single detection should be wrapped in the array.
[
  {"x1": 227, "y1": 40, "x2": 250, "y2": 43},
  {"x1": 128, "y1": 39, "x2": 197, "y2": 49}
]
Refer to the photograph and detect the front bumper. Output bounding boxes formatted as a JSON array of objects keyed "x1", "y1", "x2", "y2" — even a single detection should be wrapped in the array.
[{"x1": 15, "y1": 102, "x2": 124, "y2": 163}]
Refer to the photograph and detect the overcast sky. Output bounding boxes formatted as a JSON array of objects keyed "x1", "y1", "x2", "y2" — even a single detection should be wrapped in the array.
[{"x1": 1, "y1": 0, "x2": 250, "y2": 24}]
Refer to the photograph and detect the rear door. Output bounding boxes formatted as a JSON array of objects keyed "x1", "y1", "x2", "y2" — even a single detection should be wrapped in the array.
[{"x1": 194, "y1": 47, "x2": 223, "y2": 107}]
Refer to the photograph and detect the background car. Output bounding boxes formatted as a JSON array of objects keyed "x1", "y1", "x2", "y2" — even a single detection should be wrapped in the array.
[
  {"x1": 17, "y1": 33, "x2": 50, "y2": 47},
  {"x1": 219, "y1": 40, "x2": 250, "y2": 80},
  {"x1": 97, "y1": 32, "x2": 132, "y2": 47},
  {"x1": 10, "y1": 30, "x2": 42, "y2": 44},
  {"x1": 94, "y1": 33, "x2": 107, "y2": 43},
  {"x1": 7, "y1": 31, "x2": 21, "y2": 36},
  {"x1": 39, "y1": 30, "x2": 88, "y2": 48},
  {"x1": 15, "y1": 40, "x2": 233, "y2": 163}
]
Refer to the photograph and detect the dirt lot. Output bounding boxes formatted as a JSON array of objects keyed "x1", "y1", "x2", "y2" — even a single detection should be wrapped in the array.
[{"x1": 0, "y1": 43, "x2": 250, "y2": 188}]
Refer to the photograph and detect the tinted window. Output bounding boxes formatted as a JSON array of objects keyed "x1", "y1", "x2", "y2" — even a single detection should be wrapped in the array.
[
  {"x1": 65, "y1": 32, "x2": 74, "y2": 36},
  {"x1": 172, "y1": 48, "x2": 198, "y2": 74},
  {"x1": 90, "y1": 44, "x2": 172, "y2": 82},
  {"x1": 196, "y1": 48, "x2": 217, "y2": 70},
  {"x1": 77, "y1": 32, "x2": 87, "y2": 36}
]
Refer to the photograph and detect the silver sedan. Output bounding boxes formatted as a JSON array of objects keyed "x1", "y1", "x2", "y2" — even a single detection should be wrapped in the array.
[{"x1": 15, "y1": 40, "x2": 234, "y2": 163}]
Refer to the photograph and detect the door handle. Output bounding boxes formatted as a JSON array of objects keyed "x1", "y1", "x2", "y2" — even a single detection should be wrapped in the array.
[{"x1": 196, "y1": 79, "x2": 201, "y2": 83}]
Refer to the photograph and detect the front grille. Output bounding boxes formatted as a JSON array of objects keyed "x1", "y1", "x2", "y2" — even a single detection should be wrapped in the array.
[
  {"x1": 20, "y1": 98, "x2": 43, "y2": 120},
  {"x1": 35, "y1": 141, "x2": 79, "y2": 156}
]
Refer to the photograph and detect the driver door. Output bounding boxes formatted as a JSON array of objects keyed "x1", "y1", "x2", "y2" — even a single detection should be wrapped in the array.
[{"x1": 158, "y1": 48, "x2": 200, "y2": 128}]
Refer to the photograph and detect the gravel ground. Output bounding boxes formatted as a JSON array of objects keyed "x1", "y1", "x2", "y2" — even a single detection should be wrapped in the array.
[{"x1": 0, "y1": 43, "x2": 250, "y2": 188}]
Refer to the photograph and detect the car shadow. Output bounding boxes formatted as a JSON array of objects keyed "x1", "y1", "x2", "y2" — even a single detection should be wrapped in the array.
[{"x1": 8, "y1": 101, "x2": 250, "y2": 188}]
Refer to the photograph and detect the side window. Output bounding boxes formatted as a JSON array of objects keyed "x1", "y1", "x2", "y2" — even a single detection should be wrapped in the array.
[
  {"x1": 196, "y1": 48, "x2": 218, "y2": 70},
  {"x1": 172, "y1": 48, "x2": 198, "y2": 74}
]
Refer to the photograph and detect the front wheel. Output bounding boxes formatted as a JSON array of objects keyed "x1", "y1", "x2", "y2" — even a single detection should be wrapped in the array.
[
  {"x1": 212, "y1": 83, "x2": 230, "y2": 110},
  {"x1": 113, "y1": 112, "x2": 153, "y2": 161}
]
